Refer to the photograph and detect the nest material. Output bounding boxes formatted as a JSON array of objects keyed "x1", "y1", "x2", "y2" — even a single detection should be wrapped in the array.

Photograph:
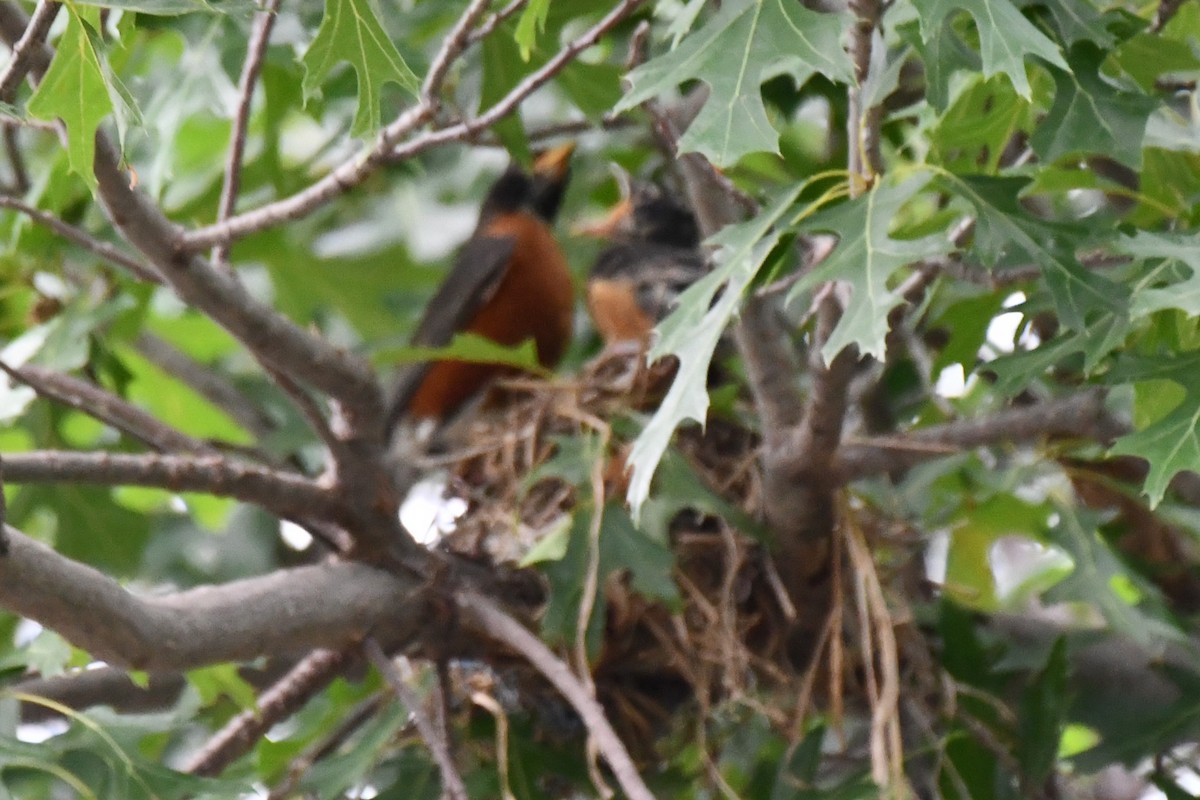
[{"x1": 428, "y1": 346, "x2": 923, "y2": 771}]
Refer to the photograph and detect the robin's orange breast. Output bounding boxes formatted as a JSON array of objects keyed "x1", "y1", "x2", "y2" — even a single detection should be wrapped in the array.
[{"x1": 406, "y1": 211, "x2": 574, "y2": 420}]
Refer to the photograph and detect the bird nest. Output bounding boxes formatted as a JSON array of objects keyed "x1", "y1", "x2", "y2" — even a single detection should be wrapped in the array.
[{"x1": 427, "y1": 346, "x2": 930, "y2": 770}]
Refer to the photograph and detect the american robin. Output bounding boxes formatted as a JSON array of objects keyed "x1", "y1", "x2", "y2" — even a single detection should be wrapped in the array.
[
  {"x1": 578, "y1": 180, "x2": 707, "y2": 345},
  {"x1": 385, "y1": 143, "x2": 576, "y2": 432}
]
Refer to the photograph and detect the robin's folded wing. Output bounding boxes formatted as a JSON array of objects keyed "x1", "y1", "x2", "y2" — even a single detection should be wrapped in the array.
[{"x1": 385, "y1": 232, "x2": 517, "y2": 430}]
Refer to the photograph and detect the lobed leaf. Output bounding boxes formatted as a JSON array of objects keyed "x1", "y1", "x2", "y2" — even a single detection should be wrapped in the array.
[
  {"x1": 301, "y1": 0, "x2": 419, "y2": 136},
  {"x1": 616, "y1": 0, "x2": 853, "y2": 166}
]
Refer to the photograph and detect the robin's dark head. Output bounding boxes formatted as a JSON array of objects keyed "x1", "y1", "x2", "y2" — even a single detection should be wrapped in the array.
[
  {"x1": 627, "y1": 183, "x2": 700, "y2": 248},
  {"x1": 479, "y1": 142, "x2": 575, "y2": 224},
  {"x1": 528, "y1": 142, "x2": 575, "y2": 222},
  {"x1": 576, "y1": 180, "x2": 700, "y2": 249}
]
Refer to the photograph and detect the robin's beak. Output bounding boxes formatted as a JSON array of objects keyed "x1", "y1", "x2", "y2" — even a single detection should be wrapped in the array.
[
  {"x1": 572, "y1": 196, "x2": 634, "y2": 238},
  {"x1": 532, "y1": 142, "x2": 576, "y2": 182}
]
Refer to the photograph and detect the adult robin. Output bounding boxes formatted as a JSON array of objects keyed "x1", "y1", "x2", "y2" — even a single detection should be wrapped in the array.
[
  {"x1": 579, "y1": 180, "x2": 707, "y2": 345},
  {"x1": 385, "y1": 143, "x2": 576, "y2": 434}
]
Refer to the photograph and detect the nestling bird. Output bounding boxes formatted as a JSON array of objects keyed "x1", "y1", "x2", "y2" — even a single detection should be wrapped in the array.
[
  {"x1": 578, "y1": 179, "x2": 707, "y2": 346},
  {"x1": 385, "y1": 143, "x2": 576, "y2": 434}
]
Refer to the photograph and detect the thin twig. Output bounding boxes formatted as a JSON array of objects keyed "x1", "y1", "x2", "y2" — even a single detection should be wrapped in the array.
[
  {"x1": 213, "y1": 0, "x2": 281, "y2": 266},
  {"x1": 185, "y1": 648, "x2": 357, "y2": 776},
  {"x1": 0, "y1": 455, "x2": 7, "y2": 556},
  {"x1": 467, "y1": 0, "x2": 526, "y2": 44},
  {"x1": 0, "y1": 361, "x2": 217, "y2": 454},
  {"x1": 364, "y1": 639, "x2": 468, "y2": 800},
  {"x1": 267, "y1": 695, "x2": 387, "y2": 799},
  {"x1": 133, "y1": 332, "x2": 277, "y2": 441},
  {"x1": 2, "y1": 450, "x2": 346, "y2": 522},
  {"x1": 458, "y1": 591, "x2": 654, "y2": 800},
  {"x1": 181, "y1": 0, "x2": 647, "y2": 252},
  {"x1": 0, "y1": 196, "x2": 160, "y2": 283},
  {"x1": 262, "y1": 361, "x2": 337, "y2": 451},
  {"x1": 0, "y1": 0, "x2": 59, "y2": 102},
  {"x1": 422, "y1": 0, "x2": 493, "y2": 102},
  {"x1": 3, "y1": 125, "x2": 29, "y2": 193},
  {"x1": 834, "y1": 389, "x2": 1110, "y2": 481}
]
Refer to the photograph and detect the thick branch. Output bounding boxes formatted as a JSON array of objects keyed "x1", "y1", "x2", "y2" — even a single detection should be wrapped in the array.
[
  {"x1": 3, "y1": 450, "x2": 343, "y2": 521},
  {"x1": 834, "y1": 390, "x2": 1110, "y2": 481},
  {"x1": 92, "y1": 136, "x2": 385, "y2": 431},
  {"x1": 763, "y1": 293, "x2": 860, "y2": 542},
  {"x1": 1, "y1": 362, "x2": 215, "y2": 454},
  {"x1": 181, "y1": 0, "x2": 647, "y2": 251},
  {"x1": 0, "y1": 526, "x2": 427, "y2": 672}
]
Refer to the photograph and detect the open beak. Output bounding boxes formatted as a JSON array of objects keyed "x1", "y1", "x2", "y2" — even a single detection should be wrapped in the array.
[
  {"x1": 532, "y1": 142, "x2": 576, "y2": 181},
  {"x1": 572, "y1": 196, "x2": 633, "y2": 238}
]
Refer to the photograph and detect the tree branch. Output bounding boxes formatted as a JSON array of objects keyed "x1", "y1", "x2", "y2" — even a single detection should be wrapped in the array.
[
  {"x1": 184, "y1": 648, "x2": 359, "y2": 776},
  {"x1": 365, "y1": 639, "x2": 468, "y2": 800},
  {"x1": 0, "y1": 196, "x2": 160, "y2": 284},
  {"x1": 0, "y1": 526, "x2": 427, "y2": 672},
  {"x1": 11, "y1": 661, "x2": 293, "y2": 723},
  {"x1": 180, "y1": 0, "x2": 647, "y2": 252},
  {"x1": 3, "y1": 450, "x2": 344, "y2": 522},
  {"x1": 764, "y1": 292, "x2": 860, "y2": 542},
  {"x1": 421, "y1": 0, "x2": 493, "y2": 103},
  {"x1": 2, "y1": 125, "x2": 30, "y2": 193},
  {"x1": 459, "y1": 591, "x2": 654, "y2": 800},
  {"x1": 92, "y1": 136, "x2": 385, "y2": 433},
  {"x1": 0, "y1": 0, "x2": 58, "y2": 102},
  {"x1": 834, "y1": 390, "x2": 1111, "y2": 481},
  {"x1": 133, "y1": 332, "x2": 277, "y2": 442},
  {"x1": 1, "y1": 361, "x2": 216, "y2": 454},
  {"x1": 212, "y1": 0, "x2": 281, "y2": 266},
  {"x1": 466, "y1": 0, "x2": 526, "y2": 44}
]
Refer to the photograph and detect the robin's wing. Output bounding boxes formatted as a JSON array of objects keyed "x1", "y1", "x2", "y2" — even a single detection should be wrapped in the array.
[{"x1": 385, "y1": 232, "x2": 517, "y2": 431}]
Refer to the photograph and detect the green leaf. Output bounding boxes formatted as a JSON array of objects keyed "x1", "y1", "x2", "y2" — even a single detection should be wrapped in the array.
[
  {"x1": 988, "y1": 313, "x2": 1129, "y2": 394},
  {"x1": 480, "y1": 29, "x2": 531, "y2": 162},
  {"x1": 1110, "y1": 32, "x2": 1200, "y2": 92},
  {"x1": 1044, "y1": 503, "x2": 1181, "y2": 644},
  {"x1": 945, "y1": 494, "x2": 1055, "y2": 610},
  {"x1": 301, "y1": 0, "x2": 419, "y2": 136},
  {"x1": 187, "y1": 664, "x2": 258, "y2": 710},
  {"x1": 376, "y1": 332, "x2": 545, "y2": 374},
  {"x1": 514, "y1": 0, "x2": 550, "y2": 60},
  {"x1": 616, "y1": 0, "x2": 853, "y2": 167},
  {"x1": 72, "y1": 0, "x2": 257, "y2": 16},
  {"x1": 790, "y1": 172, "x2": 952, "y2": 362},
  {"x1": 931, "y1": 76, "x2": 1032, "y2": 173},
  {"x1": 540, "y1": 505, "x2": 679, "y2": 656},
  {"x1": 27, "y1": 8, "x2": 113, "y2": 191},
  {"x1": 901, "y1": 16, "x2": 980, "y2": 110},
  {"x1": 942, "y1": 174, "x2": 1124, "y2": 329},
  {"x1": 912, "y1": 0, "x2": 1067, "y2": 99},
  {"x1": 1117, "y1": 232, "x2": 1200, "y2": 318},
  {"x1": 625, "y1": 185, "x2": 804, "y2": 518},
  {"x1": 1017, "y1": 638, "x2": 1070, "y2": 784},
  {"x1": 1032, "y1": 0, "x2": 1115, "y2": 46},
  {"x1": 1030, "y1": 43, "x2": 1158, "y2": 169},
  {"x1": 1109, "y1": 353, "x2": 1200, "y2": 507}
]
